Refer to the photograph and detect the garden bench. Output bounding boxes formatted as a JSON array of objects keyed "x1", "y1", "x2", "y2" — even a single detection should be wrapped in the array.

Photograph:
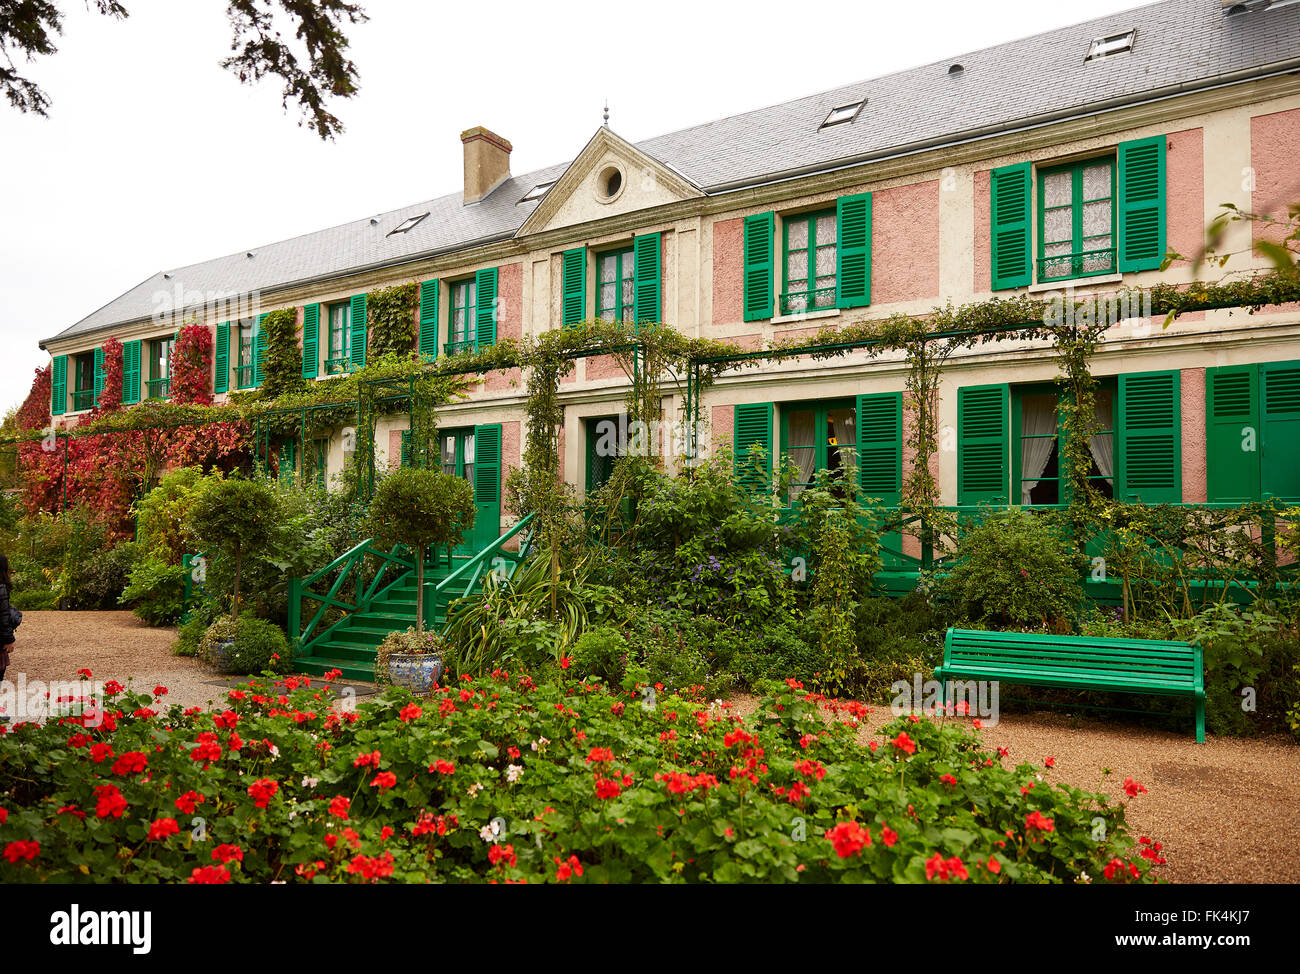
[{"x1": 935, "y1": 628, "x2": 1205, "y2": 743}]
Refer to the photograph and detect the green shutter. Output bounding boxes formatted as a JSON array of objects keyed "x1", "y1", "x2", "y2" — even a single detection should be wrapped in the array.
[
  {"x1": 51, "y1": 355, "x2": 67, "y2": 416},
  {"x1": 855, "y1": 392, "x2": 901, "y2": 506},
  {"x1": 633, "y1": 233, "x2": 661, "y2": 323},
  {"x1": 93, "y1": 346, "x2": 105, "y2": 408},
  {"x1": 418, "y1": 281, "x2": 439, "y2": 360},
  {"x1": 475, "y1": 268, "x2": 498, "y2": 348},
  {"x1": 742, "y1": 213, "x2": 774, "y2": 322},
  {"x1": 836, "y1": 193, "x2": 873, "y2": 309},
  {"x1": 958, "y1": 384, "x2": 1009, "y2": 505},
  {"x1": 1261, "y1": 361, "x2": 1300, "y2": 502},
  {"x1": 400, "y1": 429, "x2": 411, "y2": 468},
  {"x1": 122, "y1": 340, "x2": 142, "y2": 405},
  {"x1": 561, "y1": 249, "x2": 586, "y2": 328},
  {"x1": 302, "y1": 304, "x2": 320, "y2": 379},
  {"x1": 1118, "y1": 370, "x2": 1181, "y2": 503},
  {"x1": 252, "y1": 313, "x2": 267, "y2": 387},
  {"x1": 733, "y1": 402, "x2": 774, "y2": 493},
  {"x1": 214, "y1": 322, "x2": 230, "y2": 394},
  {"x1": 1206, "y1": 365, "x2": 1260, "y2": 503},
  {"x1": 472, "y1": 424, "x2": 502, "y2": 549},
  {"x1": 349, "y1": 294, "x2": 367, "y2": 368},
  {"x1": 990, "y1": 162, "x2": 1032, "y2": 290},
  {"x1": 1117, "y1": 135, "x2": 1167, "y2": 273}
]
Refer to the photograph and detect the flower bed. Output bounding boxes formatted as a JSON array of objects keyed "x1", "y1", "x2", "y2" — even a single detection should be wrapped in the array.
[{"x1": 0, "y1": 671, "x2": 1161, "y2": 883}]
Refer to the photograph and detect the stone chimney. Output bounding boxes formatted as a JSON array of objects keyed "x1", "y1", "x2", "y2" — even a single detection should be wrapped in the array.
[{"x1": 461, "y1": 126, "x2": 512, "y2": 204}]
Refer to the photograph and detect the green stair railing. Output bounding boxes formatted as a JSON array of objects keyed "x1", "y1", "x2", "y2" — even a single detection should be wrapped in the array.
[
  {"x1": 423, "y1": 513, "x2": 536, "y2": 630},
  {"x1": 289, "y1": 540, "x2": 415, "y2": 654}
]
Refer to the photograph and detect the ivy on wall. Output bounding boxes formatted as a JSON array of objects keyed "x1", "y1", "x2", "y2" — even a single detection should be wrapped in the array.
[
  {"x1": 260, "y1": 308, "x2": 306, "y2": 400},
  {"x1": 170, "y1": 322, "x2": 214, "y2": 406},
  {"x1": 366, "y1": 283, "x2": 419, "y2": 362}
]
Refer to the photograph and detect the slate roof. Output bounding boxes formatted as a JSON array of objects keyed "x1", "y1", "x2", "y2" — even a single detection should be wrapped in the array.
[{"x1": 45, "y1": 0, "x2": 1300, "y2": 346}]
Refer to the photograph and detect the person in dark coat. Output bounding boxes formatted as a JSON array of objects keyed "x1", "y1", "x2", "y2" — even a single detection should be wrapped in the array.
[{"x1": 0, "y1": 553, "x2": 14, "y2": 683}]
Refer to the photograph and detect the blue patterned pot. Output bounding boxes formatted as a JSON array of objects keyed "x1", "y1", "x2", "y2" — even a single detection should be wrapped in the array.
[
  {"x1": 210, "y1": 639, "x2": 238, "y2": 674},
  {"x1": 384, "y1": 653, "x2": 443, "y2": 694}
]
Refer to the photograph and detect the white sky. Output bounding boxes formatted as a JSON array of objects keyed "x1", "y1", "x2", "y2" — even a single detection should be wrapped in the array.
[{"x1": 0, "y1": 0, "x2": 1154, "y2": 415}]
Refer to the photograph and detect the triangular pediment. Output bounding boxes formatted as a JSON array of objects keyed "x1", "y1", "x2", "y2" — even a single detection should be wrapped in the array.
[{"x1": 516, "y1": 127, "x2": 703, "y2": 237}]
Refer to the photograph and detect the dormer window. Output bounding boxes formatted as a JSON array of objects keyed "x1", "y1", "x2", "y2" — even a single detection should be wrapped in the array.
[
  {"x1": 1085, "y1": 29, "x2": 1135, "y2": 61},
  {"x1": 519, "y1": 181, "x2": 554, "y2": 203},
  {"x1": 820, "y1": 101, "x2": 864, "y2": 129},
  {"x1": 388, "y1": 212, "x2": 428, "y2": 236}
]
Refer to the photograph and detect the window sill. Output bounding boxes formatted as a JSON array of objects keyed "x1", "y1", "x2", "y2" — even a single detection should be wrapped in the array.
[
  {"x1": 1027, "y1": 272, "x2": 1122, "y2": 294},
  {"x1": 772, "y1": 307, "x2": 840, "y2": 326}
]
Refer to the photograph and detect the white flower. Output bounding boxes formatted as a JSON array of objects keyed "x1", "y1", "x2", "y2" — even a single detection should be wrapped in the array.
[
  {"x1": 478, "y1": 821, "x2": 500, "y2": 842},
  {"x1": 506, "y1": 764, "x2": 523, "y2": 784},
  {"x1": 301, "y1": 776, "x2": 320, "y2": 789},
  {"x1": 269, "y1": 744, "x2": 280, "y2": 759},
  {"x1": 467, "y1": 782, "x2": 483, "y2": 798}
]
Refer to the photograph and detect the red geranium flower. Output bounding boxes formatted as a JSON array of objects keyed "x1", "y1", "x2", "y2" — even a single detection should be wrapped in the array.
[
  {"x1": 247, "y1": 778, "x2": 278, "y2": 808},
  {"x1": 188, "y1": 865, "x2": 230, "y2": 884},
  {"x1": 212, "y1": 844, "x2": 244, "y2": 864},
  {"x1": 1025, "y1": 810, "x2": 1055, "y2": 833},
  {"x1": 890, "y1": 732, "x2": 917, "y2": 755},
  {"x1": 1122, "y1": 777, "x2": 1148, "y2": 798},
  {"x1": 429, "y1": 759, "x2": 455, "y2": 775},
  {"x1": 399, "y1": 702, "x2": 423, "y2": 722},
  {"x1": 110, "y1": 751, "x2": 148, "y2": 776},
  {"x1": 594, "y1": 777, "x2": 622, "y2": 800},
  {"x1": 94, "y1": 785, "x2": 128, "y2": 819},
  {"x1": 174, "y1": 790, "x2": 205, "y2": 815},
  {"x1": 329, "y1": 796, "x2": 351, "y2": 819},
  {"x1": 147, "y1": 818, "x2": 180, "y2": 841},
  {"x1": 370, "y1": 771, "x2": 397, "y2": 791},
  {"x1": 3, "y1": 840, "x2": 39, "y2": 864},
  {"x1": 824, "y1": 821, "x2": 871, "y2": 858}
]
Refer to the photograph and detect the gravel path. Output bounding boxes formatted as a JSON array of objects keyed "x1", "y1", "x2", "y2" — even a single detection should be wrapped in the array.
[
  {"x1": 7, "y1": 612, "x2": 1297, "y2": 883},
  {"x1": 730, "y1": 691, "x2": 1300, "y2": 884},
  {"x1": 6, "y1": 610, "x2": 229, "y2": 713}
]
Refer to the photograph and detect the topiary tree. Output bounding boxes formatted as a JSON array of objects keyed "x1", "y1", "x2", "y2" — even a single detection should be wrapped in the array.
[
  {"x1": 367, "y1": 468, "x2": 475, "y2": 632},
  {"x1": 186, "y1": 475, "x2": 282, "y2": 618}
]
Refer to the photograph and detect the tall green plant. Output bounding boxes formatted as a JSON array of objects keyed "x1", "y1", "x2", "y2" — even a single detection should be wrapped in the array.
[
  {"x1": 367, "y1": 468, "x2": 475, "y2": 631},
  {"x1": 186, "y1": 475, "x2": 282, "y2": 618}
]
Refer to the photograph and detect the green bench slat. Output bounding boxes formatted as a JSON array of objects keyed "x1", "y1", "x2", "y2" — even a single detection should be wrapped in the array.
[
  {"x1": 942, "y1": 664, "x2": 1196, "y2": 692},
  {"x1": 949, "y1": 642, "x2": 1196, "y2": 665},
  {"x1": 939, "y1": 628, "x2": 1206, "y2": 742}
]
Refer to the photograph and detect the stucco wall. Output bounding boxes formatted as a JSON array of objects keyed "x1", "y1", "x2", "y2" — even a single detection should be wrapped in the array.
[
  {"x1": 711, "y1": 217, "x2": 744, "y2": 326},
  {"x1": 873, "y1": 180, "x2": 941, "y2": 305},
  {"x1": 1181, "y1": 366, "x2": 1207, "y2": 504}
]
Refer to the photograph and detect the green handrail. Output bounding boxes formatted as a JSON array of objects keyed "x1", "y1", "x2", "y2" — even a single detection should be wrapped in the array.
[
  {"x1": 290, "y1": 539, "x2": 414, "y2": 652},
  {"x1": 422, "y1": 513, "x2": 536, "y2": 630}
]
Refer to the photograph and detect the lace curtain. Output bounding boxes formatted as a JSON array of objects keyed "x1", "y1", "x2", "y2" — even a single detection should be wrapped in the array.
[{"x1": 1021, "y1": 394, "x2": 1057, "y2": 504}]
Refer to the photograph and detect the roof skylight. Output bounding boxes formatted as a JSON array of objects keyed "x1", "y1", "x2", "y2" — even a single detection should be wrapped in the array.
[
  {"x1": 388, "y1": 212, "x2": 429, "y2": 235},
  {"x1": 820, "y1": 100, "x2": 865, "y2": 129},
  {"x1": 1085, "y1": 29, "x2": 1135, "y2": 61},
  {"x1": 519, "y1": 181, "x2": 555, "y2": 203}
]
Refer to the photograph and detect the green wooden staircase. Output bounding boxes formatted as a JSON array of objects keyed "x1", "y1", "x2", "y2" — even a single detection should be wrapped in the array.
[{"x1": 289, "y1": 514, "x2": 534, "y2": 682}]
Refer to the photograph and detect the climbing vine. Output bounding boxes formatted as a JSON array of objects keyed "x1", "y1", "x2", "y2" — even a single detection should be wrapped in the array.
[
  {"x1": 366, "y1": 283, "x2": 419, "y2": 361},
  {"x1": 259, "y1": 308, "x2": 305, "y2": 400}
]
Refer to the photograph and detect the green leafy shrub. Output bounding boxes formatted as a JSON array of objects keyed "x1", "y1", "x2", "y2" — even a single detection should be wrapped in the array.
[
  {"x1": 623, "y1": 608, "x2": 736, "y2": 697},
  {"x1": 198, "y1": 614, "x2": 290, "y2": 675},
  {"x1": 187, "y1": 475, "x2": 284, "y2": 617},
  {"x1": 134, "y1": 466, "x2": 222, "y2": 565},
  {"x1": 569, "y1": 626, "x2": 628, "y2": 683},
  {"x1": 938, "y1": 508, "x2": 1085, "y2": 627},
  {"x1": 0, "y1": 670, "x2": 1162, "y2": 884},
  {"x1": 120, "y1": 555, "x2": 187, "y2": 625},
  {"x1": 729, "y1": 619, "x2": 828, "y2": 688},
  {"x1": 68, "y1": 541, "x2": 142, "y2": 610}
]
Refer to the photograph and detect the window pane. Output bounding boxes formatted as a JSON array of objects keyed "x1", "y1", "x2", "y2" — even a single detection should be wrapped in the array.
[
  {"x1": 621, "y1": 277, "x2": 635, "y2": 319},
  {"x1": 1043, "y1": 207, "x2": 1072, "y2": 244},
  {"x1": 1082, "y1": 163, "x2": 1111, "y2": 201},
  {"x1": 1082, "y1": 200, "x2": 1111, "y2": 240},
  {"x1": 1043, "y1": 171, "x2": 1072, "y2": 208},
  {"x1": 599, "y1": 254, "x2": 617, "y2": 285},
  {"x1": 787, "y1": 219, "x2": 808, "y2": 250},
  {"x1": 787, "y1": 409, "x2": 815, "y2": 447},
  {"x1": 787, "y1": 250, "x2": 809, "y2": 284},
  {"x1": 463, "y1": 434, "x2": 475, "y2": 465},
  {"x1": 815, "y1": 214, "x2": 836, "y2": 247},
  {"x1": 814, "y1": 244, "x2": 836, "y2": 277}
]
